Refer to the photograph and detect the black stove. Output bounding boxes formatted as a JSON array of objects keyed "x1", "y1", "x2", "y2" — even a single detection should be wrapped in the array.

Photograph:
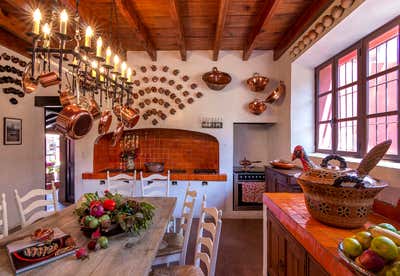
[{"x1": 233, "y1": 166, "x2": 265, "y2": 211}]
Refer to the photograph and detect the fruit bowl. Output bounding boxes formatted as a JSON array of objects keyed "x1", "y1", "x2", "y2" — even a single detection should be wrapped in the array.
[{"x1": 338, "y1": 242, "x2": 375, "y2": 276}]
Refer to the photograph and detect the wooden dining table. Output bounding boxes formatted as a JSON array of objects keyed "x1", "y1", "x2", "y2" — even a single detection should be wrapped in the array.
[{"x1": 0, "y1": 197, "x2": 176, "y2": 276}]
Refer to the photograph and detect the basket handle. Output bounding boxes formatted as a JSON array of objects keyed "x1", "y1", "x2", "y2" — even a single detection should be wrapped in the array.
[
  {"x1": 333, "y1": 175, "x2": 365, "y2": 188},
  {"x1": 320, "y1": 154, "x2": 347, "y2": 169}
]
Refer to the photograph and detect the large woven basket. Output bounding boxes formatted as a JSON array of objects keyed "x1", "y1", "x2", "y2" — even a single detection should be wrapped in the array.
[{"x1": 296, "y1": 177, "x2": 387, "y2": 228}]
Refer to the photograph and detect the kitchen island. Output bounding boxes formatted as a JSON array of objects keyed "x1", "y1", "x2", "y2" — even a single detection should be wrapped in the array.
[{"x1": 263, "y1": 193, "x2": 400, "y2": 276}]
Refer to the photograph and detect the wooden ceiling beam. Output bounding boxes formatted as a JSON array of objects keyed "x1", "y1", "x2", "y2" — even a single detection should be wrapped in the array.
[
  {"x1": 242, "y1": 0, "x2": 282, "y2": 61},
  {"x1": 213, "y1": 0, "x2": 230, "y2": 61},
  {"x1": 169, "y1": 0, "x2": 186, "y2": 61},
  {"x1": 273, "y1": 0, "x2": 334, "y2": 61},
  {"x1": 0, "y1": 28, "x2": 30, "y2": 57},
  {"x1": 115, "y1": 0, "x2": 157, "y2": 61}
]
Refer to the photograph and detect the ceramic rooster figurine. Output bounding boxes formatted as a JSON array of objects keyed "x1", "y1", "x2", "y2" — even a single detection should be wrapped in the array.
[{"x1": 291, "y1": 145, "x2": 317, "y2": 172}]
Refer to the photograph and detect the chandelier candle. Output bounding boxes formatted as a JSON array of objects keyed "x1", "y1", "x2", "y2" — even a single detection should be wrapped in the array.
[
  {"x1": 84, "y1": 26, "x2": 93, "y2": 48},
  {"x1": 127, "y1": 67, "x2": 132, "y2": 82},
  {"x1": 105, "y1": 47, "x2": 112, "y2": 65},
  {"x1": 96, "y1": 37, "x2": 103, "y2": 57},
  {"x1": 42, "y1": 23, "x2": 50, "y2": 48},
  {"x1": 32, "y1": 8, "x2": 41, "y2": 35},
  {"x1": 121, "y1": 61, "x2": 127, "y2": 78},
  {"x1": 59, "y1": 10, "x2": 68, "y2": 35},
  {"x1": 113, "y1": 55, "x2": 120, "y2": 72},
  {"x1": 91, "y1": 60, "x2": 98, "y2": 78}
]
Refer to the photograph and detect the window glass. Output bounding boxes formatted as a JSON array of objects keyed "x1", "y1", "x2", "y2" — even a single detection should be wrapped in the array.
[
  {"x1": 318, "y1": 64, "x2": 332, "y2": 94},
  {"x1": 368, "y1": 71, "x2": 398, "y2": 114},
  {"x1": 338, "y1": 85, "x2": 357, "y2": 119},
  {"x1": 318, "y1": 123, "x2": 332, "y2": 150},
  {"x1": 368, "y1": 115, "x2": 398, "y2": 155},
  {"x1": 318, "y1": 93, "x2": 332, "y2": 121},
  {"x1": 338, "y1": 120, "x2": 357, "y2": 152},
  {"x1": 338, "y1": 50, "x2": 358, "y2": 87}
]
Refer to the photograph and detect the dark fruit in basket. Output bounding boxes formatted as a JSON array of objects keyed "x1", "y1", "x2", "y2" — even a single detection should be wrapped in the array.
[
  {"x1": 90, "y1": 203, "x2": 104, "y2": 217},
  {"x1": 371, "y1": 236, "x2": 399, "y2": 261},
  {"x1": 103, "y1": 199, "x2": 116, "y2": 211},
  {"x1": 98, "y1": 236, "x2": 109, "y2": 249},
  {"x1": 91, "y1": 228, "x2": 101, "y2": 240},
  {"x1": 89, "y1": 218, "x2": 100, "y2": 229},
  {"x1": 357, "y1": 249, "x2": 385, "y2": 272},
  {"x1": 378, "y1": 223, "x2": 397, "y2": 233},
  {"x1": 75, "y1": 247, "x2": 89, "y2": 260},
  {"x1": 343, "y1": 237, "x2": 363, "y2": 258},
  {"x1": 355, "y1": 231, "x2": 373, "y2": 250},
  {"x1": 87, "y1": 239, "x2": 99, "y2": 251}
]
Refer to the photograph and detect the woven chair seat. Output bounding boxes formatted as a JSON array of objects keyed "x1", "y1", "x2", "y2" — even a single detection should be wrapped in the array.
[
  {"x1": 156, "y1": 232, "x2": 184, "y2": 257},
  {"x1": 151, "y1": 265, "x2": 204, "y2": 276}
]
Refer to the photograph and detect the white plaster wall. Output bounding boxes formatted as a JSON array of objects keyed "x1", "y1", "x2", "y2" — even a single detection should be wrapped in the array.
[
  {"x1": 74, "y1": 50, "x2": 282, "y2": 218},
  {"x1": 0, "y1": 46, "x2": 59, "y2": 228}
]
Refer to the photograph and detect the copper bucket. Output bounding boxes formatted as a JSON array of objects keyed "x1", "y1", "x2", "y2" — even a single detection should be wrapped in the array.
[
  {"x1": 39, "y1": 71, "x2": 61, "y2": 88},
  {"x1": 22, "y1": 62, "x2": 38, "y2": 94},
  {"x1": 98, "y1": 110, "x2": 112, "y2": 135},
  {"x1": 55, "y1": 104, "x2": 93, "y2": 139}
]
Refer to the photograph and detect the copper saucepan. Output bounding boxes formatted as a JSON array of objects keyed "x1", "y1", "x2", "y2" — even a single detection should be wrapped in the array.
[
  {"x1": 265, "y1": 81, "x2": 285, "y2": 104},
  {"x1": 98, "y1": 110, "x2": 113, "y2": 135},
  {"x1": 55, "y1": 104, "x2": 93, "y2": 139},
  {"x1": 22, "y1": 62, "x2": 38, "y2": 94},
  {"x1": 39, "y1": 71, "x2": 60, "y2": 88},
  {"x1": 111, "y1": 122, "x2": 124, "y2": 147},
  {"x1": 248, "y1": 99, "x2": 267, "y2": 115}
]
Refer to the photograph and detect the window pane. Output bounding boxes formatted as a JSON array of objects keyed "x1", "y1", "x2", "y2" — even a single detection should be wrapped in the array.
[
  {"x1": 367, "y1": 71, "x2": 398, "y2": 114},
  {"x1": 338, "y1": 120, "x2": 357, "y2": 152},
  {"x1": 318, "y1": 123, "x2": 332, "y2": 150},
  {"x1": 318, "y1": 64, "x2": 332, "y2": 94},
  {"x1": 368, "y1": 26, "x2": 399, "y2": 76},
  {"x1": 318, "y1": 93, "x2": 332, "y2": 121},
  {"x1": 368, "y1": 115, "x2": 398, "y2": 155},
  {"x1": 338, "y1": 85, "x2": 357, "y2": 119},
  {"x1": 338, "y1": 50, "x2": 357, "y2": 87}
]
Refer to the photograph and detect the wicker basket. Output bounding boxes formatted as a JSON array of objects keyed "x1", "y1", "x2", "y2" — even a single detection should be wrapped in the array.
[{"x1": 297, "y1": 177, "x2": 387, "y2": 228}]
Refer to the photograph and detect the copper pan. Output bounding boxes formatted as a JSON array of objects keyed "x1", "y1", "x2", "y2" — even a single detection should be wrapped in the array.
[
  {"x1": 59, "y1": 89, "x2": 76, "y2": 107},
  {"x1": 265, "y1": 81, "x2": 285, "y2": 104},
  {"x1": 55, "y1": 104, "x2": 93, "y2": 139},
  {"x1": 248, "y1": 99, "x2": 267, "y2": 115},
  {"x1": 80, "y1": 96, "x2": 101, "y2": 119},
  {"x1": 202, "y1": 67, "x2": 231, "y2": 90},
  {"x1": 111, "y1": 122, "x2": 124, "y2": 147},
  {"x1": 22, "y1": 62, "x2": 38, "y2": 94},
  {"x1": 39, "y1": 71, "x2": 61, "y2": 88},
  {"x1": 98, "y1": 110, "x2": 113, "y2": 135},
  {"x1": 247, "y1": 73, "x2": 269, "y2": 92}
]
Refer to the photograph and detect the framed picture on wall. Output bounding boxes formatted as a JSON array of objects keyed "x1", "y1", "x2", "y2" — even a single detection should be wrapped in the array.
[{"x1": 3, "y1": 117, "x2": 22, "y2": 145}]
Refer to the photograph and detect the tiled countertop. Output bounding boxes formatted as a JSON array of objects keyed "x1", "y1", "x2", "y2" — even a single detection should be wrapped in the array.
[
  {"x1": 263, "y1": 193, "x2": 400, "y2": 276},
  {"x1": 82, "y1": 172, "x2": 227, "y2": 181}
]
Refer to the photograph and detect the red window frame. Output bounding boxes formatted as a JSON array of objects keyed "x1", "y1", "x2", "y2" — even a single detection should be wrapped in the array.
[{"x1": 315, "y1": 16, "x2": 400, "y2": 160}]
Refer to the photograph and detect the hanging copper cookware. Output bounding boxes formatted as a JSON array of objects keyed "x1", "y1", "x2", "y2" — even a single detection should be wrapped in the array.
[
  {"x1": 55, "y1": 104, "x2": 93, "y2": 139},
  {"x1": 22, "y1": 62, "x2": 38, "y2": 94},
  {"x1": 247, "y1": 73, "x2": 269, "y2": 92},
  {"x1": 111, "y1": 122, "x2": 124, "y2": 147},
  {"x1": 80, "y1": 96, "x2": 101, "y2": 119},
  {"x1": 265, "y1": 81, "x2": 285, "y2": 104},
  {"x1": 248, "y1": 99, "x2": 267, "y2": 115},
  {"x1": 120, "y1": 106, "x2": 140, "y2": 128},
  {"x1": 98, "y1": 110, "x2": 113, "y2": 135},
  {"x1": 59, "y1": 89, "x2": 76, "y2": 107},
  {"x1": 39, "y1": 71, "x2": 60, "y2": 88},
  {"x1": 113, "y1": 104, "x2": 122, "y2": 118}
]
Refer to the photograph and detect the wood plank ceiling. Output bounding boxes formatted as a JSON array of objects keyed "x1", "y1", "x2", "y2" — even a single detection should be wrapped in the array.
[{"x1": 0, "y1": 0, "x2": 334, "y2": 60}]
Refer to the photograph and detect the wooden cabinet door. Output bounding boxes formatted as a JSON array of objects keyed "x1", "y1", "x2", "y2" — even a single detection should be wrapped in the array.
[
  {"x1": 308, "y1": 255, "x2": 329, "y2": 276},
  {"x1": 267, "y1": 214, "x2": 285, "y2": 276},
  {"x1": 285, "y1": 233, "x2": 306, "y2": 276}
]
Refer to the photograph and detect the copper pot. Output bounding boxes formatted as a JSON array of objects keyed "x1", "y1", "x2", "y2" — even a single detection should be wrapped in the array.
[
  {"x1": 55, "y1": 104, "x2": 93, "y2": 139},
  {"x1": 265, "y1": 81, "x2": 285, "y2": 104},
  {"x1": 111, "y1": 122, "x2": 124, "y2": 147},
  {"x1": 248, "y1": 99, "x2": 267, "y2": 115},
  {"x1": 120, "y1": 106, "x2": 140, "y2": 128},
  {"x1": 202, "y1": 67, "x2": 231, "y2": 90},
  {"x1": 247, "y1": 73, "x2": 269, "y2": 92},
  {"x1": 39, "y1": 71, "x2": 60, "y2": 88},
  {"x1": 59, "y1": 90, "x2": 76, "y2": 107},
  {"x1": 113, "y1": 104, "x2": 122, "y2": 118},
  {"x1": 80, "y1": 96, "x2": 101, "y2": 119},
  {"x1": 22, "y1": 62, "x2": 38, "y2": 94},
  {"x1": 98, "y1": 110, "x2": 112, "y2": 135}
]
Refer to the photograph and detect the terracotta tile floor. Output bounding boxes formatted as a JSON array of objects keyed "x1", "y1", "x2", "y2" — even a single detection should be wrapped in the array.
[{"x1": 186, "y1": 219, "x2": 263, "y2": 276}]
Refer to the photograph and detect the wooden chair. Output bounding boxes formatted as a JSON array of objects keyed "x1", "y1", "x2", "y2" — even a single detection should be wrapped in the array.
[
  {"x1": 14, "y1": 182, "x2": 58, "y2": 228},
  {"x1": 106, "y1": 170, "x2": 137, "y2": 197},
  {"x1": 0, "y1": 193, "x2": 8, "y2": 239},
  {"x1": 140, "y1": 170, "x2": 170, "y2": 197},
  {"x1": 152, "y1": 195, "x2": 223, "y2": 276},
  {"x1": 153, "y1": 183, "x2": 197, "y2": 266}
]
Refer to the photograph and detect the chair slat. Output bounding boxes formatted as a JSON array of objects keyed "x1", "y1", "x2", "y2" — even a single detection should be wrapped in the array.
[
  {"x1": 195, "y1": 252, "x2": 211, "y2": 273},
  {"x1": 198, "y1": 237, "x2": 213, "y2": 253},
  {"x1": 204, "y1": 207, "x2": 219, "y2": 222},
  {"x1": 25, "y1": 210, "x2": 54, "y2": 226},
  {"x1": 23, "y1": 200, "x2": 54, "y2": 215},
  {"x1": 20, "y1": 189, "x2": 50, "y2": 202},
  {"x1": 202, "y1": 222, "x2": 216, "y2": 237}
]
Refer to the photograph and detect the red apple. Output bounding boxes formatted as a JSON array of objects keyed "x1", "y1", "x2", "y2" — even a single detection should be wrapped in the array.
[{"x1": 357, "y1": 249, "x2": 385, "y2": 272}]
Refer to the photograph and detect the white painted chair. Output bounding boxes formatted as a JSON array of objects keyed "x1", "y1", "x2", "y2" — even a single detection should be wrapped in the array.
[
  {"x1": 152, "y1": 194, "x2": 223, "y2": 276},
  {"x1": 14, "y1": 182, "x2": 58, "y2": 228},
  {"x1": 153, "y1": 183, "x2": 197, "y2": 266},
  {"x1": 106, "y1": 170, "x2": 137, "y2": 197},
  {"x1": 0, "y1": 193, "x2": 8, "y2": 239},
  {"x1": 140, "y1": 170, "x2": 170, "y2": 197}
]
